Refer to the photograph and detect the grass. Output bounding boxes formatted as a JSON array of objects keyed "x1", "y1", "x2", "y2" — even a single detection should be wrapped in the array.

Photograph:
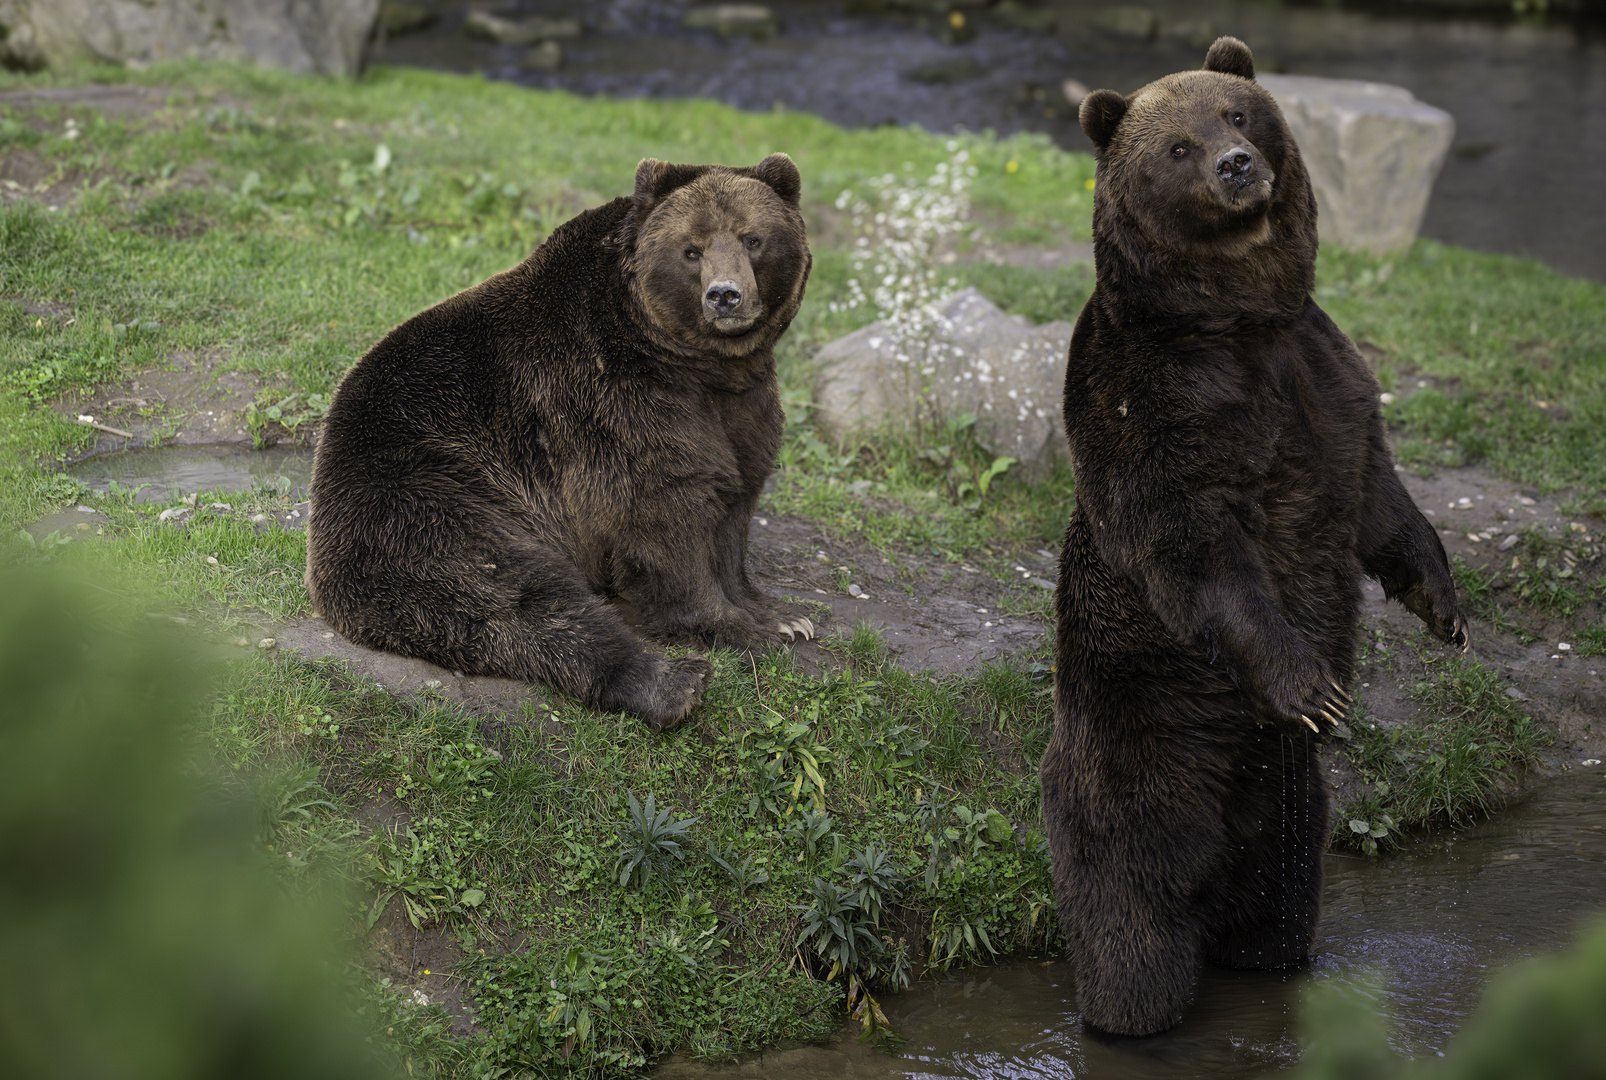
[
  {"x1": 2, "y1": 55, "x2": 1604, "y2": 1075},
  {"x1": 1331, "y1": 656, "x2": 1551, "y2": 855}
]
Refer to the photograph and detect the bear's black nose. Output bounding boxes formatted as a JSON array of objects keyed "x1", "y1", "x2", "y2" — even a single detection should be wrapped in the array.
[
  {"x1": 705, "y1": 283, "x2": 744, "y2": 316},
  {"x1": 1216, "y1": 148, "x2": 1254, "y2": 182}
]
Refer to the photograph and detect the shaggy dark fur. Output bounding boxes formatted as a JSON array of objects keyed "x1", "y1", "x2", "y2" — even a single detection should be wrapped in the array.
[
  {"x1": 1042, "y1": 37, "x2": 1468, "y2": 1036},
  {"x1": 305, "y1": 154, "x2": 813, "y2": 729}
]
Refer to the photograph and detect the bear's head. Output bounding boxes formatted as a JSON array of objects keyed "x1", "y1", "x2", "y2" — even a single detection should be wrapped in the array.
[
  {"x1": 624, "y1": 153, "x2": 811, "y2": 361},
  {"x1": 1079, "y1": 37, "x2": 1317, "y2": 332}
]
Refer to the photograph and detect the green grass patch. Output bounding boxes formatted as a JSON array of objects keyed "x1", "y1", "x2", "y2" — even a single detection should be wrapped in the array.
[{"x1": 1332, "y1": 656, "x2": 1551, "y2": 855}]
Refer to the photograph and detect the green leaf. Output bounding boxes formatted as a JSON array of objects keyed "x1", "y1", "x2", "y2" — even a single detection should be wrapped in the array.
[
  {"x1": 461, "y1": 887, "x2": 485, "y2": 907},
  {"x1": 1349, "y1": 819, "x2": 1370, "y2": 834}
]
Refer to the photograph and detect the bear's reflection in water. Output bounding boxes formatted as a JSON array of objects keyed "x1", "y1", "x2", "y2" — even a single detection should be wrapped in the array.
[{"x1": 654, "y1": 768, "x2": 1606, "y2": 1078}]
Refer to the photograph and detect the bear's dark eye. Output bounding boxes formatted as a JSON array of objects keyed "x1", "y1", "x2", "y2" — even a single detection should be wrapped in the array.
[
  {"x1": 684, "y1": 248, "x2": 701, "y2": 261},
  {"x1": 1231, "y1": 111, "x2": 1246, "y2": 127},
  {"x1": 745, "y1": 235, "x2": 763, "y2": 250},
  {"x1": 1171, "y1": 145, "x2": 1189, "y2": 158}
]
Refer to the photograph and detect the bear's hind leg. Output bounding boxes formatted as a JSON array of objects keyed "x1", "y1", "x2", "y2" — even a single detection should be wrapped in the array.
[
  {"x1": 1204, "y1": 734, "x2": 1328, "y2": 969},
  {"x1": 317, "y1": 538, "x2": 708, "y2": 730}
]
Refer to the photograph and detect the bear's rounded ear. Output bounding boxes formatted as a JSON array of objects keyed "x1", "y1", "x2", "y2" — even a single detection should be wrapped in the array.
[
  {"x1": 633, "y1": 158, "x2": 706, "y2": 206},
  {"x1": 1203, "y1": 36, "x2": 1255, "y2": 80},
  {"x1": 750, "y1": 152, "x2": 802, "y2": 205},
  {"x1": 1079, "y1": 89, "x2": 1129, "y2": 152}
]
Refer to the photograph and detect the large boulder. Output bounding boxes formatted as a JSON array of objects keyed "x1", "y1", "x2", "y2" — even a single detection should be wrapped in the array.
[
  {"x1": 0, "y1": 0, "x2": 380, "y2": 76},
  {"x1": 813, "y1": 287, "x2": 1073, "y2": 473},
  {"x1": 1258, "y1": 74, "x2": 1454, "y2": 255}
]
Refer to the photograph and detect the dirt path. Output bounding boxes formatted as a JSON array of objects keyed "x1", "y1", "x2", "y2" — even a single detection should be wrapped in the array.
[{"x1": 251, "y1": 458, "x2": 1606, "y2": 772}]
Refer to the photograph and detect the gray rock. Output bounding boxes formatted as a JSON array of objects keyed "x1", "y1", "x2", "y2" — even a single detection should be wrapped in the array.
[
  {"x1": 1258, "y1": 74, "x2": 1454, "y2": 255},
  {"x1": 463, "y1": 9, "x2": 580, "y2": 45},
  {"x1": 680, "y1": 4, "x2": 777, "y2": 37},
  {"x1": 813, "y1": 287, "x2": 1072, "y2": 474},
  {"x1": 0, "y1": 0, "x2": 379, "y2": 76},
  {"x1": 0, "y1": 0, "x2": 379, "y2": 74}
]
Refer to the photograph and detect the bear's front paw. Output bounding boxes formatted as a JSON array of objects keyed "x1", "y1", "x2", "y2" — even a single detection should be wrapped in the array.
[
  {"x1": 1399, "y1": 583, "x2": 1470, "y2": 652},
  {"x1": 1264, "y1": 663, "x2": 1351, "y2": 734},
  {"x1": 776, "y1": 614, "x2": 816, "y2": 641}
]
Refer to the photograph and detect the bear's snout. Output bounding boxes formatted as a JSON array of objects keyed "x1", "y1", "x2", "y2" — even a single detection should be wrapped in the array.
[
  {"x1": 1214, "y1": 147, "x2": 1252, "y2": 183},
  {"x1": 1215, "y1": 148, "x2": 1255, "y2": 184},
  {"x1": 705, "y1": 281, "x2": 745, "y2": 317}
]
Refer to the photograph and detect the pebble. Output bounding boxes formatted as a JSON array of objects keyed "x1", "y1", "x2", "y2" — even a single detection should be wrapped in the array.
[
  {"x1": 1559, "y1": 642, "x2": 1572, "y2": 652},
  {"x1": 1517, "y1": 495, "x2": 1537, "y2": 506},
  {"x1": 257, "y1": 638, "x2": 276, "y2": 649},
  {"x1": 1498, "y1": 533, "x2": 1520, "y2": 550},
  {"x1": 848, "y1": 583, "x2": 864, "y2": 598},
  {"x1": 1504, "y1": 686, "x2": 1528, "y2": 700},
  {"x1": 158, "y1": 506, "x2": 191, "y2": 521}
]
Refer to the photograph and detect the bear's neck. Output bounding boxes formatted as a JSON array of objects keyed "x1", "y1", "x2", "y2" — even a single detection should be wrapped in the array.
[{"x1": 1091, "y1": 203, "x2": 1316, "y2": 339}]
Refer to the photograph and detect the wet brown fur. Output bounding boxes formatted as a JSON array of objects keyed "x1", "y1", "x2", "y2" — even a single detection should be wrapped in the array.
[
  {"x1": 305, "y1": 154, "x2": 812, "y2": 729},
  {"x1": 1043, "y1": 39, "x2": 1468, "y2": 1036}
]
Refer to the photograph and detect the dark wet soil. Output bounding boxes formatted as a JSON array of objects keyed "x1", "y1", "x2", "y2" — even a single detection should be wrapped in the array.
[{"x1": 375, "y1": 0, "x2": 1606, "y2": 281}]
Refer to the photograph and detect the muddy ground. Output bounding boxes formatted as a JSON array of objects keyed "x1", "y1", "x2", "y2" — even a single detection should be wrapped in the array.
[{"x1": 69, "y1": 451, "x2": 1588, "y2": 781}]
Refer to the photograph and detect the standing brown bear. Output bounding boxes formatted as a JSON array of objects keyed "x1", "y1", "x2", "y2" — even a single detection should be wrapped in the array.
[
  {"x1": 1042, "y1": 38, "x2": 1469, "y2": 1036},
  {"x1": 305, "y1": 154, "x2": 815, "y2": 729}
]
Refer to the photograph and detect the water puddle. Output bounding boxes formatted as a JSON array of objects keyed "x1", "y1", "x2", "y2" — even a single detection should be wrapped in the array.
[
  {"x1": 68, "y1": 444, "x2": 315, "y2": 503},
  {"x1": 658, "y1": 768, "x2": 1606, "y2": 1078}
]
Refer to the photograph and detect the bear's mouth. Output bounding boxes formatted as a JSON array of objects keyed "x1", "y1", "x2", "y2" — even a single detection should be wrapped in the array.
[{"x1": 711, "y1": 314, "x2": 759, "y2": 336}]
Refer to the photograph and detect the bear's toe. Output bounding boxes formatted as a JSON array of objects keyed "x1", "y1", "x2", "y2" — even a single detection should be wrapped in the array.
[{"x1": 641, "y1": 656, "x2": 712, "y2": 731}]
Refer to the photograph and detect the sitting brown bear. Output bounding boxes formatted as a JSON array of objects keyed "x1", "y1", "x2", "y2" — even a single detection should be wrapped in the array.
[
  {"x1": 1042, "y1": 39, "x2": 1468, "y2": 1036},
  {"x1": 305, "y1": 154, "x2": 815, "y2": 729}
]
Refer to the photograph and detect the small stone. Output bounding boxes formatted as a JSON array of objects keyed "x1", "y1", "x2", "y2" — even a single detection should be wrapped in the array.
[
  {"x1": 1379, "y1": 392, "x2": 1395, "y2": 404},
  {"x1": 232, "y1": 636, "x2": 251, "y2": 647},
  {"x1": 525, "y1": 40, "x2": 562, "y2": 70},
  {"x1": 424, "y1": 679, "x2": 442, "y2": 690},
  {"x1": 816, "y1": 553, "x2": 831, "y2": 564},
  {"x1": 464, "y1": 10, "x2": 581, "y2": 44},
  {"x1": 322, "y1": 631, "x2": 334, "y2": 639},
  {"x1": 75, "y1": 505, "x2": 95, "y2": 512},
  {"x1": 250, "y1": 513, "x2": 268, "y2": 523},
  {"x1": 1031, "y1": 577, "x2": 1055, "y2": 590},
  {"x1": 1559, "y1": 642, "x2": 1572, "y2": 651},
  {"x1": 848, "y1": 479, "x2": 873, "y2": 496},
  {"x1": 205, "y1": 556, "x2": 219, "y2": 565},
  {"x1": 158, "y1": 506, "x2": 192, "y2": 521},
  {"x1": 453, "y1": 670, "x2": 464, "y2": 678},
  {"x1": 1517, "y1": 495, "x2": 1537, "y2": 506},
  {"x1": 257, "y1": 638, "x2": 277, "y2": 649},
  {"x1": 1466, "y1": 533, "x2": 1480, "y2": 543},
  {"x1": 74, "y1": 522, "x2": 89, "y2": 532},
  {"x1": 681, "y1": 4, "x2": 778, "y2": 37},
  {"x1": 1498, "y1": 533, "x2": 1520, "y2": 551},
  {"x1": 848, "y1": 583, "x2": 864, "y2": 597},
  {"x1": 209, "y1": 502, "x2": 231, "y2": 510},
  {"x1": 1504, "y1": 686, "x2": 1527, "y2": 700}
]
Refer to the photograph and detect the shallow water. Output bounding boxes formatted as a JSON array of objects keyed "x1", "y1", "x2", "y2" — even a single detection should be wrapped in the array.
[
  {"x1": 68, "y1": 444, "x2": 314, "y2": 503},
  {"x1": 658, "y1": 767, "x2": 1606, "y2": 1078},
  {"x1": 380, "y1": 0, "x2": 1606, "y2": 280}
]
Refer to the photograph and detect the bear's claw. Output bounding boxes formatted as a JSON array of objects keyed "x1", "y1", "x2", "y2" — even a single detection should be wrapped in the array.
[{"x1": 777, "y1": 616, "x2": 815, "y2": 641}]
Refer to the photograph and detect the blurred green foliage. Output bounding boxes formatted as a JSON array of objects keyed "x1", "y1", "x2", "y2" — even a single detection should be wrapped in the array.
[{"x1": 0, "y1": 563, "x2": 392, "y2": 1080}]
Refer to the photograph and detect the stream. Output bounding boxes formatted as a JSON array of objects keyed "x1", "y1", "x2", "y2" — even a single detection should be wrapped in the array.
[{"x1": 376, "y1": 0, "x2": 1606, "y2": 281}]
